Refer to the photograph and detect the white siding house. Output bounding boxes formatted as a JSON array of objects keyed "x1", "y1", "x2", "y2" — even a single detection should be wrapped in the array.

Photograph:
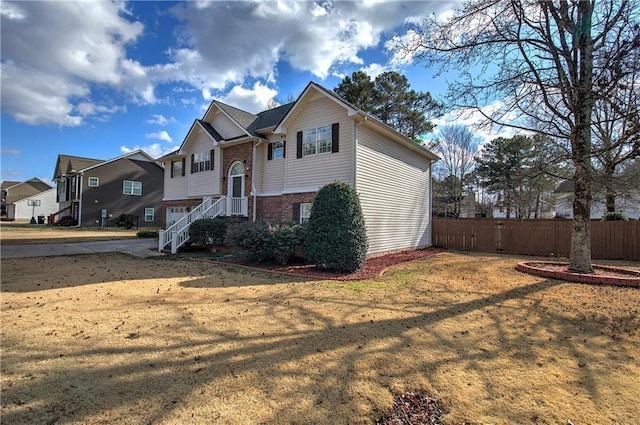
[
  {"x1": 158, "y1": 81, "x2": 439, "y2": 256},
  {"x1": 6, "y1": 187, "x2": 58, "y2": 221}
]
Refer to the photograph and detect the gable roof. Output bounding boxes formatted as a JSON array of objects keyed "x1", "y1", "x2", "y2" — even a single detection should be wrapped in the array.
[
  {"x1": 1, "y1": 181, "x2": 21, "y2": 191},
  {"x1": 2, "y1": 178, "x2": 53, "y2": 203},
  {"x1": 275, "y1": 81, "x2": 439, "y2": 161},
  {"x1": 53, "y1": 151, "x2": 160, "y2": 179},
  {"x1": 53, "y1": 155, "x2": 103, "y2": 180}
]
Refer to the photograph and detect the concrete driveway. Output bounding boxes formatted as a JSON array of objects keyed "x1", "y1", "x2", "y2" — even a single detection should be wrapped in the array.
[{"x1": 0, "y1": 239, "x2": 165, "y2": 259}]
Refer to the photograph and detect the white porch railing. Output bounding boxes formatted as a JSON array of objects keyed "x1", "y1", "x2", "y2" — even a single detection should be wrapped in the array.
[
  {"x1": 158, "y1": 196, "x2": 247, "y2": 254},
  {"x1": 226, "y1": 196, "x2": 248, "y2": 216}
]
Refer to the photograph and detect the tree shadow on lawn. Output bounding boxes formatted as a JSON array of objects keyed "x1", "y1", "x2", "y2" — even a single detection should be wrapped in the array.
[
  {"x1": 0, "y1": 253, "x2": 304, "y2": 293},
  {"x1": 3, "y1": 275, "x2": 636, "y2": 424}
]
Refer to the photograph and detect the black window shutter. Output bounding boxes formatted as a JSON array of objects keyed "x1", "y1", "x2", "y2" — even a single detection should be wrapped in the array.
[
  {"x1": 283, "y1": 141, "x2": 286, "y2": 158},
  {"x1": 210, "y1": 149, "x2": 215, "y2": 170},
  {"x1": 332, "y1": 123, "x2": 339, "y2": 153},
  {"x1": 170, "y1": 161, "x2": 174, "y2": 178},
  {"x1": 181, "y1": 158, "x2": 186, "y2": 176},
  {"x1": 296, "y1": 131, "x2": 303, "y2": 158},
  {"x1": 267, "y1": 143, "x2": 273, "y2": 161},
  {"x1": 190, "y1": 154, "x2": 194, "y2": 174},
  {"x1": 292, "y1": 203, "x2": 301, "y2": 223}
]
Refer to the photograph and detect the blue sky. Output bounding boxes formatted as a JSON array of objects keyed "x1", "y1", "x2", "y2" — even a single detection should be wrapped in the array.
[{"x1": 1, "y1": 0, "x2": 496, "y2": 185}]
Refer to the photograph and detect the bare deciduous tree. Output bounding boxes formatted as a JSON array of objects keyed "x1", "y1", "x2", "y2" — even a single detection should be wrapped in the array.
[
  {"x1": 429, "y1": 124, "x2": 480, "y2": 217},
  {"x1": 395, "y1": 0, "x2": 640, "y2": 272}
]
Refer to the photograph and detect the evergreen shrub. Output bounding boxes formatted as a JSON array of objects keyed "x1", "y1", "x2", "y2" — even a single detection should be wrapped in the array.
[
  {"x1": 226, "y1": 222, "x2": 305, "y2": 265},
  {"x1": 305, "y1": 181, "x2": 368, "y2": 272},
  {"x1": 189, "y1": 218, "x2": 227, "y2": 252},
  {"x1": 602, "y1": 211, "x2": 628, "y2": 221}
]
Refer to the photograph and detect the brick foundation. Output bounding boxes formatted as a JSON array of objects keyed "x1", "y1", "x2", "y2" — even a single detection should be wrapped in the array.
[{"x1": 256, "y1": 192, "x2": 316, "y2": 223}]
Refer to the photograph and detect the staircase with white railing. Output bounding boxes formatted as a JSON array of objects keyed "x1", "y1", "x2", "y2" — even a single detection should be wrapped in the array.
[{"x1": 159, "y1": 197, "x2": 223, "y2": 253}]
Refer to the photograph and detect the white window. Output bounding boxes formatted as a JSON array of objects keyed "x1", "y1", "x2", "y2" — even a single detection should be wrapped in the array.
[
  {"x1": 88, "y1": 177, "x2": 99, "y2": 187},
  {"x1": 171, "y1": 160, "x2": 184, "y2": 178},
  {"x1": 123, "y1": 180, "x2": 142, "y2": 196},
  {"x1": 303, "y1": 125, "x2": 332, "y2": 157},
  {"x1": 300, "y1": 202, "x2": 312, "y2": 224},
  {"x1": 272, "y1": 141, "x2": 284, "y2": 159},
  {"x1": 192, "y1": 151, "x2": 212, "y2": 173},
  {"x1": 145, "y1": 208, "x2": 154, "y2": 222}
]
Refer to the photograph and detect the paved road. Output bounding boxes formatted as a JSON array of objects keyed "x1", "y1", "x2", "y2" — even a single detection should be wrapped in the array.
[{"x1": 0, "y1": 239, "x2": 165, "y2": 259}]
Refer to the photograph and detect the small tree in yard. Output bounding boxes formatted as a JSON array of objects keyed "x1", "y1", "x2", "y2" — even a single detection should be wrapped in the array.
[
  {"x1": 189, "y1": 218, "x2": 227, "y2": 253},
  {"x1": 305, "y1": 181, "x2": 368, "y2": 272}
]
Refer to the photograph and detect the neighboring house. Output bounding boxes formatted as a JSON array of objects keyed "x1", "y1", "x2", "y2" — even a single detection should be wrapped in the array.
[
  {"x1": 555, "y1": 180, "x2": 640, "y2": 219},
  {"x1": 158, "y1": 81, "x2": 439, "y2": 256},
  {"x1": 52, "y1": 150, "x2": 164, "y2": 227},
  {"x1": 1, "y1": 178, "x2": 58, "y2": 221}
]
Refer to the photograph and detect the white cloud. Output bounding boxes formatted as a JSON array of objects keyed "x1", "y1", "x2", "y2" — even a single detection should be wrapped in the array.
[
  {"x1": 120, "y1": 143, "x2": 178, "y2": 159},
  {"x1": 219, "y1": 82, "x2": 278, "y2": 114},
  {"x1": 1, "y1": 146, "x2": 21, "y2": 155},
  {"x1": 145, "y1": 131, "x2": 173, "y2": 143},
  {"x1": 147, "y1": 114, "x2": 176, "y2": 126},
  {"x1": 0, "y1": 1, "x2": 142, "y2": 126},
  {"x1": 1, "y1": 0, "x2": 458, "y2": 127}
]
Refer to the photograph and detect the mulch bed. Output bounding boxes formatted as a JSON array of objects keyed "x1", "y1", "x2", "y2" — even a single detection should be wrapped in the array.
[
  {"x1": 375, "y1": 391, "x2": 447, "y2": 425},
  {"x1": 516, "y1": 261, "x2": 640, "y2": 287},
  {"x1": 212, "y1": 247, "x2": 447, "y2": 281}
]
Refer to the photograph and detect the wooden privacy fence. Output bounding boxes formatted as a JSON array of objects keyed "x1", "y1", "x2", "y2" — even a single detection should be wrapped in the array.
[{"x1": 432, "y1": 218, "x2": 640, "y2": 261}]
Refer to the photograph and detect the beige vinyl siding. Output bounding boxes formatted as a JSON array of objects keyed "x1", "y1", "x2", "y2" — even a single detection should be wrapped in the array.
[
  {"x1": 212, "y1": 112, "x2": 245, "y2": 140},
  {"x1": 285, "y1": 96, "x2": 354, "y2": 192},
  {"x1": 356, "y1": 125, "x2": 432, "y2": 255},
  {"x1": 163, "y1": 159, "x2": 187, "y2": 200},
  {"x1": 187, "y1": 130, "x2": 220, "y2": 197},
  {"x1": 259, "y1": 134, "x2": 286, "y2": 194}
]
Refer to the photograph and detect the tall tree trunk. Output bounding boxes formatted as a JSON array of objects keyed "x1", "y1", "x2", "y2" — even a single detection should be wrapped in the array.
[{"x1": 569, "y1": 1, "x2": 594, "y2": 273}]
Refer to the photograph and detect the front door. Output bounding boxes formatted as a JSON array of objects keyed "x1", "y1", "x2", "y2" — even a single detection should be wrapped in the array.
[
  {"x1": 227, "y1": 162, "x2": 246, "y2": 216},
  {"x1": 227, "y1": 162, "x2": 245, "y2": 198}
]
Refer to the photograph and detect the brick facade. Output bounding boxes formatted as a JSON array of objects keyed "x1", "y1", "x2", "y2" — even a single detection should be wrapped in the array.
[
  {"x1": 222, "y1": 142, "x2": 254, "y2": 219},
  {"x1": 256, "y1": 192, "x2": 316, "y2": 223}
]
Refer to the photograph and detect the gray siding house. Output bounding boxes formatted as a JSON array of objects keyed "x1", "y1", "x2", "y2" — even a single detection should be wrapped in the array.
[
  {"x1": 52, "y1": 151, "x2": 164, "y2": 227},
  {"x1": 159, "y1": 81, "x2": 439, "y2": 255}
]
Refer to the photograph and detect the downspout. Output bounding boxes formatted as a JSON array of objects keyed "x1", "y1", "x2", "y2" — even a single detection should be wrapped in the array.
[{"x1": 252, "y1": 140, "x2": 263, "y2": 223}]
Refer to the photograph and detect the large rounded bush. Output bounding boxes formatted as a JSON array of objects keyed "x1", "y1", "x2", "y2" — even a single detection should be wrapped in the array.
[
  {"x1": 305, "y1": 181, "x2": 368, "y2": 272},
  {"x1": 189, "y1": 218, "x2": 227, "y2": 252}
]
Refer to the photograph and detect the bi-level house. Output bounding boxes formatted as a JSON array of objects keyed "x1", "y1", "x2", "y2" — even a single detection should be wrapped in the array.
[
  {"x1": 159, "y1": 82, "x2": 439, "y2": 255},
  {"x1": 52, "y1": 150, "x2": 164, "y2": 227}
]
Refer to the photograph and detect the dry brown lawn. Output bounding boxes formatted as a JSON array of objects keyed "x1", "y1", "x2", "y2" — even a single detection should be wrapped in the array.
[
  {"x1": 1, "y1": 227, "x2": 639, "y2": 424},
  {"x1": 0, "y1": 222, "x2": 141, "y2": 245}
]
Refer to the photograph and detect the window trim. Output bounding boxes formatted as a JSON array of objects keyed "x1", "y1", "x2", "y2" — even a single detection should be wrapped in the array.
[
  {"x1": 300, "y1": 202, "x2": 312, "y2": 224},
  {"x1": 296, "y1": 122, "x2": 339, "y2": 158},
  {"x1": 171, "y1": 159, "x2": 185, "y2": 178},
  {"x1": 144, "y1": 208, "x2": 155, "y2": 222},
  {"x1": 123, "y1": 180, "x2": 142, "y2": 196},
  {"x1": 268, "y1": 140, "x2": 285, "y2": 160},
  {"x1": 88, "y1": 177, "x2": 99, "y2": 187},
  {"x1": 191, "y1": 150, "x2": 214, "y2": 174}
]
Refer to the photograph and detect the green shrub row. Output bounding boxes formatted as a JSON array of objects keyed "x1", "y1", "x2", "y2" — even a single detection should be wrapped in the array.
[
  {"x1": 189, "y1": 182, "x2": 369, "y2": 272},
  {"x1": 226, "y1": 222, "x2": 305, "y2": 265}
]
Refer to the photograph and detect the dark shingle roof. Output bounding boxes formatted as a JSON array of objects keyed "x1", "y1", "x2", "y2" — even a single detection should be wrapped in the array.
[
  {"x1": 248, "y1": 102, "x2": 295, "y2": 133},
  {"x1": 1, "y1": 181, "x2": 21, "y2": 190},
  {"x1": 53, "y1": 155, "x2": 103, "y2": 179},
  {"x1": 198, "y1": 120, "x2": 224, "y2": 141}
]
